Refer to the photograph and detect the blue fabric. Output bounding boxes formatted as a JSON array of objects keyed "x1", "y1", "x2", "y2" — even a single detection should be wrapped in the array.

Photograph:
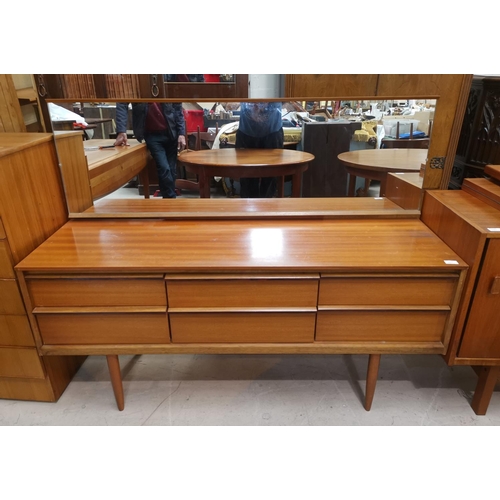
[
  {"x1": 238, "y1": 102, "x2": 282, "y2": 138},
  {"x1": 235, "y1": 125, "x2": 284, "y2": 198},
  {"x1": 398, "y1": 131, "x2": 426, "y2": 139}
]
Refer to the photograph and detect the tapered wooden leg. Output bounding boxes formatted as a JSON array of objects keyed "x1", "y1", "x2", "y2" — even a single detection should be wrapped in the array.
[
  {"x1": 106, "y1": 355, "x2": 124, "y2": 411},
  {"x1": 291, "y1": 173, "x2": 300, "y2": 197},
  {"x1": 365, "y1": 354, "x2": 381, "y2": 411},
  {"x1": 471, "y1": 366, "x2": 500, "y2": 415},
  {"x1": 277, "y1": 176, "x2": 285, "y2": 197},
  {"x1": 139, "y1": 165, "x2": 150, "y2": 199},
  {"x1": 348, "y1": 174, "x2": 356, "y2": 197}
]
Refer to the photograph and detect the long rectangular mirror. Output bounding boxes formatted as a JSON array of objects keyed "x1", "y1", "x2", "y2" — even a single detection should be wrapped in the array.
[{"x1": 50, "y1": 97, "x2": 434, "y2": 218}]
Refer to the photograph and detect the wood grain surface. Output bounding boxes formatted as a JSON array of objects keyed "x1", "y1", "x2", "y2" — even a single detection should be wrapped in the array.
[
  {"x1": 338, "y1": 149, "x2": 427, "y2": 173},
  {"x1": 178, "y1": 148, "x2": 314, "y2": 167},
  {"x1": 16, "y1": 218, "x2": 467, "y2": 273}
]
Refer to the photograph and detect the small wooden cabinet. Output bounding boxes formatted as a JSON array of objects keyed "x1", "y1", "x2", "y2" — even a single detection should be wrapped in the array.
[
  {"x1": 421, "y1": 176, "x2": 500, "y2": 413},
  {"x1": 300, "y1": 122, "x2": 360, "y2": 197}
]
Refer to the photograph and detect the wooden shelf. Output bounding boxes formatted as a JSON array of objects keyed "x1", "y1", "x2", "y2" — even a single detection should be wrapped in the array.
[{"x1": 16, "y1": 87, "x2": 38, "y2": 104}]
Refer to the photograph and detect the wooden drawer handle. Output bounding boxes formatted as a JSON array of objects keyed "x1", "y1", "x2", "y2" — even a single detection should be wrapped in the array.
[{"x1": 490, "y1": 276, "x2": 500, "y2": 294}]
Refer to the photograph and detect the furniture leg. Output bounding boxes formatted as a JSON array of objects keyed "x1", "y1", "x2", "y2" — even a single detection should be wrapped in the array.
[
  {"x1": 106, "y1": 355, "x2": 124, "y2": 411},
  {"x1": 139, "y1": 166, "x2": 150, "y2": 199},
  {"x1": 471, "y1": 365, "x2": 500, "y2": 415},
  {"x1": 291, "y1": 173, "x2": 301, "y2": 197},
  {"x1": 277, "y1": 176, "x2": 285, "y2": 197},
  {"x1": 379, "y1": 176, "x2": 387, "y2": 197},
  {"x1": 198, "y1": 172, "x2": 209, "y2": 198},
  {"x1": 365, "y1": 354, "x2": 381, "y2": 411},
  {"x1": 348, "y1": 174, "x2": 356, "y2": 197}
]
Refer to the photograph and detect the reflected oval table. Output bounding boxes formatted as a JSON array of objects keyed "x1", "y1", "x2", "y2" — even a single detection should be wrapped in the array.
[
  {"x1": 338, "y1": 149, "x2": 427, "y2": 197},
  {"x1": 178, "y1": 148, "x2": 314, "y2": 198}
]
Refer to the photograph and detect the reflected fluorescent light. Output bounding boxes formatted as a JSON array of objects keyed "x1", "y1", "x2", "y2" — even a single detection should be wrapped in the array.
[{"x1": 250, "y1": 228, "x2": 283, "y2": 258}]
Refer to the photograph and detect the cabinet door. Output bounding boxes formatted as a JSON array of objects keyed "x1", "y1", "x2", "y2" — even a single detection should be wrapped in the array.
[{"x1": 459, "y1": 239, "x2": 500, "y2": 359}]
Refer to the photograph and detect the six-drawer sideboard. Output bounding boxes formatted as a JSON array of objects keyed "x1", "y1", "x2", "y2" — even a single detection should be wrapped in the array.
[{"x1": 15, "y1": 217, "x2": 467, "y2": 410}]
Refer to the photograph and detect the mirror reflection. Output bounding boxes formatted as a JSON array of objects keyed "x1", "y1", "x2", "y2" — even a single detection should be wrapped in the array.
[{"x1": 48, "y1": 98, "x2": 435, "y2": 211}]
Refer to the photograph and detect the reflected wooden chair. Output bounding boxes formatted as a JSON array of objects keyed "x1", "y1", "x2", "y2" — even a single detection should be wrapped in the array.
[{"x1": 176, "y1": 125, "x2": 219, "y2": 194}]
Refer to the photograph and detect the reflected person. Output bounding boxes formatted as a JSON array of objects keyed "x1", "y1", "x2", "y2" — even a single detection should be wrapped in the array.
[
  {"x1": 114, "y1": 102, "x2": 186, "y2": 198},
  {"x1": 236, "y1": 102, "x2": 283, "y2": 198}
]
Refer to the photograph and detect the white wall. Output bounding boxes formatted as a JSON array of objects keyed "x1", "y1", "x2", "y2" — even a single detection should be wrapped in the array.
[{"x1": 248, "y1": 74, "x2": 282, "y2": 98}]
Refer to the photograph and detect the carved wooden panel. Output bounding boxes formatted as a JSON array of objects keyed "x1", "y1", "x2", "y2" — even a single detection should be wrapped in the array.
[
  {"x1": 469, "y1": 83, "x2": 500, "y2": 168},
  {"x1": 451, "y1": 77, "x2": 500, "y2": 187}
]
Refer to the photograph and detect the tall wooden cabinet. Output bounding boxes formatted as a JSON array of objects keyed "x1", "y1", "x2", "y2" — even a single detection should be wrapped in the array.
[
  {"x1": 0, "y1": 134, "x2": 84, "y2": 402},
  {"x1": 449, "y1": 76, "x2": 500, "y2": 189}
]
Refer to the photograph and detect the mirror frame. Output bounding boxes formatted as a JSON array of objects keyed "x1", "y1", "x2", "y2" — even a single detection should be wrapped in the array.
[{"x1": 39, "y1": 74, "x2": 472, "y2": 217}]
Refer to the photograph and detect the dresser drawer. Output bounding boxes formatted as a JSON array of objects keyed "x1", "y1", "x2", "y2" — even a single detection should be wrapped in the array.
[
  {"x1": 319, "y1": 275, "x2": 457, "y2": 307},
  {"x1": 0, "y1": 280, "x2": 25, "y2": 315},
  {"x1": 36, "y1": 312, "x2": 170, "y2": 345},
  {"x1": 0, "y1": 240, "x2": 15, "y2": 279},
  {"x1": 166, "y1": 275, "x2": 319, "y2": 308},
  {"x1": 170, "y1": 312, "x2": 316, "y2": 343},
  {"x1": 0, "y1": 314, "x2": 35, "y2": 347},
  {"x1": 0, "y1": 347, "x2": 45, "y2": 379},
  {"x1": 27, "y1": 276, "x2": 167, "y2": 307},
  {"x1": 316, "y1": 310, "x2": 449, "y2": 342}
]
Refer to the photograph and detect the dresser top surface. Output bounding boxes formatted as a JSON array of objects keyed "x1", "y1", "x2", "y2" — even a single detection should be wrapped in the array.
[
  {"x1": 426, "y1": 189, "x2": 500, "y2": 235},
  {"x1": 16, "y1": 218, "x2": 467, "y2": 273},
  {"x1": 0, "y1": 133, "x2": 53, "y2": 159}
]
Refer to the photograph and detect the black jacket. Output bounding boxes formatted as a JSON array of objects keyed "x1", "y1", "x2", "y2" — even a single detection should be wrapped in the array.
[{"x1": 115, "y1": 102, "x2": 186, "y2": 142}]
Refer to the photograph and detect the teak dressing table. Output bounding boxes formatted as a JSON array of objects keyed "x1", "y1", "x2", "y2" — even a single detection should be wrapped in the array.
[{"x1": 15, "y1": 204, "x2": 467, "y2": 411}]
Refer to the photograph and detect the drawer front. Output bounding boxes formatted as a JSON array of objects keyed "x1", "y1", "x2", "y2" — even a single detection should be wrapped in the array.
[
  {"x1": 28, "y1": 277, "x2": 167, "y2": 307},
  {"x1": 167, "y1": 277, "x2": 319, "y2": 308},
  {"x1": 316, "y1": 310, "x2": 448, "y2": 342},
  {"x1": 0, "y1": 240, "x2": 15, "y2": 278},
  {"x1": 170, "y1": 312, "x2": 316, "y2": 343},
  {"x1": 319, "y1": 276, "x2": 457, "y2": 307},
  {"x1": 36, "y1": 313, "x2": 170, "y2": 345},
  {"x1": 0, "y1": 314, "x2": 35, "y2": 347},
  {"x1": 0, "y1": 347, "x2": 45, "y2": 379},
  {"x1": 0, "y1": 280, "x2": 26, "y2": 315}
]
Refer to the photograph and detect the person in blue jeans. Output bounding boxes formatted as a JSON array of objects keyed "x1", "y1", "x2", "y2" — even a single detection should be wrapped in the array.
[
  {"x1": 236, "y1": 102, "x2": 283, "y2": 198},
  {"x1": 114, "y1": 102, "x2": 186, "y2": 198}
]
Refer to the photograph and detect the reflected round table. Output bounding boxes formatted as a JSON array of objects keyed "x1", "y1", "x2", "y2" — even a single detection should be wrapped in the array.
[
  {"x1": 178, "y1": 148, "x2": 314, "y2": 198},
  {"x1": 338, "y1": 149, "x2": 427, "y2": 197}
]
